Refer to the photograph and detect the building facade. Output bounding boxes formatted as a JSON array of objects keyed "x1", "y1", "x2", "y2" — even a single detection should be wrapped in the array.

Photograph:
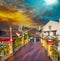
[{"x1": 43, "y1": 19, "x2": 60, "y2": 40}]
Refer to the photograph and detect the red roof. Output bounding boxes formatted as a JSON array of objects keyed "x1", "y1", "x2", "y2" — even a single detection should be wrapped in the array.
[{"x1": 0, "y1": 37, "x2": 16, "y2": 42}]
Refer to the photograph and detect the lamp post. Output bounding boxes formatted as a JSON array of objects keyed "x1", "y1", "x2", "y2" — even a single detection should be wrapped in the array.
[
  {"x1": 25, "y1": 32, "x2": 29, "y2": 44},
  {"x1": 10, "y1": 27, "x2": 12, "y2": 42},
  {"x1": 10, "y1": 27, "x2": 15, "y2": 54}
]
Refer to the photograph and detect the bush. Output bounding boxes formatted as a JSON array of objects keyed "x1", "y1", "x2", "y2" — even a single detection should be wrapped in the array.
[{"x1": 52, "y1": 37, "x2": 58, "y2": 46}]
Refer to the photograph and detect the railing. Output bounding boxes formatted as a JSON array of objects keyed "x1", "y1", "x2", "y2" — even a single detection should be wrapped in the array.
[
  {"x1": 40, "y1": 37, "x2": 60, "y2": 61},
  {"x1": 52, "y1": 45, "x2": 60, "y2": 61},
  {"x1": 0, "y1": 35, "x2": 30, "y2": 61}
]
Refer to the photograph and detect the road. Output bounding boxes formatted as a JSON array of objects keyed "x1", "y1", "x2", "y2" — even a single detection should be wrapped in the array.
[{"x1": 5, "y1": 42, "x2": 52, "y2": 61}]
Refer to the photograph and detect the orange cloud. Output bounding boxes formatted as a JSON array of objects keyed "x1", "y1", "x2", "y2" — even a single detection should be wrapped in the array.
[{"x1": 0, "y1": 10, "x2": 38, "y2": 27}]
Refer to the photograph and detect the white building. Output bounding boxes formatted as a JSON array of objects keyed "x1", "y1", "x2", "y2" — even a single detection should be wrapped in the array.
[{"x1": 43, "y1": 19, "x2": 60, "y2": 40}]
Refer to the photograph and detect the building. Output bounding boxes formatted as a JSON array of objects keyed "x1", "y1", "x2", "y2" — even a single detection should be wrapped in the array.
[{"x1": 43, "y1": 19, "x2": 60, "y2": 40}]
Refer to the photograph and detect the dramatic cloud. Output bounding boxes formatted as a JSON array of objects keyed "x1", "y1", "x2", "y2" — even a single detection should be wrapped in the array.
[
  {"x1": 0, "y1": 5, "x2": 38, "y2": 28},
  {"x1": 0, "y1": 0, "x2": 60, "y2": 27}
]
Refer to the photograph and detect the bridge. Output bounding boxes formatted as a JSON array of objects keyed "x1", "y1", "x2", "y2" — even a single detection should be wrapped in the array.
[{"x1": 5, "y1": 42, "x2": 52, "y2": 61}]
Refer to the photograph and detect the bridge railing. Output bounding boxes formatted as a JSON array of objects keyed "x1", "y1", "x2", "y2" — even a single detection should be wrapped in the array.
[{"x1": 40, "y1": 37, "x2": 60, "y2": 61}]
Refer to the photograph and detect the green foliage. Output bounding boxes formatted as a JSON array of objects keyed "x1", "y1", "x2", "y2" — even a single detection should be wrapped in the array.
[
  {"x1": 19, "y1": 34, "x2": 22, "y2": 38},
  {"x1": 28, "y1": 32, "x2": 31, "y2": 38},
  {"x1": 38, "y1": 29, "x2": 42, "y2": 33},
  {"x1": 52, "y1": 47, "x2": 60, "y2": 61},
  {"x1": 52, "y1": 37, "x2": 58, "y2": 46},
  {"x1": 45, "y1": 36, "x2": 58, "y2": 46},
  {"x1": 0, "y1": 42, "x2": 2, "y2": 46},
  {"x1": 24, "y1": 34, "x2": 27, "y2": 40},
  {"x1": 14, "y1": 37, "x2": 22, "y2": 49}
]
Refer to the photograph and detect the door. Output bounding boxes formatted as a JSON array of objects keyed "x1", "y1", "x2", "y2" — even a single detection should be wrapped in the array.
[
  {"x1": 36, "y1": 37, "x2": 40, "y2": 42},
  {"x1": 30, "y1": 37, "x2": 34, "y2": 42}
]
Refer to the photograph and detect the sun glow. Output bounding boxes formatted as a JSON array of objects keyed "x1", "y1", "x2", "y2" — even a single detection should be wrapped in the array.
[{"x1": 45, "y1": 0, "x2": 58, "y2": 5}]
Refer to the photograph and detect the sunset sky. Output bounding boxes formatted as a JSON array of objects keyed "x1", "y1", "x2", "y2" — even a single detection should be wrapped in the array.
[
  {"x1": 0, "y1": 4, "x2": 38, "y2": 29},
  {"x1": 0, "y1": 0, "x2": 60, "y2": 29},
  {"x1": 0, "y1": 8, "x2": 36, "y2": 26}
]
